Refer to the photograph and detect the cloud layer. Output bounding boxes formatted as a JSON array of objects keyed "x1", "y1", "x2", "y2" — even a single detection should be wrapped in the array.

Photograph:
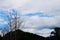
[
  {"x1": 18, "y1": 0, "x2": 60, "y2": 15},
  {"x1": 0, "y1": 0, "x2": 60, "y2": 15},
  {"x1": 21, "y1": 12, "x2": 60, "y2": 37},
  {"x1": 0, "y1": 0, "x2": 60, "y2": 37}
]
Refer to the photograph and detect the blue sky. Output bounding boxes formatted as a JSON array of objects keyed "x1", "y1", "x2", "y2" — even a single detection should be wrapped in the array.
[
  {"x1": 0, "y1": 0, "x2": 60, "y2": 37},
  {"x1": 24, "y1": 12, "x2": 55, "y2": 17}
]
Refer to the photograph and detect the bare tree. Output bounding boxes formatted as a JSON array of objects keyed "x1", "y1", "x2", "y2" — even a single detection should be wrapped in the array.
[
  {"x1": 2, "y1": 27, "x2": 9, "y2": 36},
  {"x1": 6, "y1": 9, "x2": 23, "y2": 31},
  {"x1": 0, "y1": 9, "x2": 24, "y2": 38},
  {"x1": 4, "y1": 9, "x2": 24, "y2": 40}
]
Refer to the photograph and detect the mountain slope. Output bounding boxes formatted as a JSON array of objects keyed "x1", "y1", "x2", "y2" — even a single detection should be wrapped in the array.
[{"x1": 3, "y1": 29, "x2": 47, "y2": 40}]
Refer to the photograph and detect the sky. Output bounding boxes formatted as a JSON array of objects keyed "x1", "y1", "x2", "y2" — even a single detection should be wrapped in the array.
[{"x1": 0, "y1": 0, "x2": 60, "y2": 37}]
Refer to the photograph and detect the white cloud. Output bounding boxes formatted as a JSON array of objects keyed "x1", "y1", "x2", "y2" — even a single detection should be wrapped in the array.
[
  {"x1": 22, "y1": 28, "x2": 36, "y2": 33},
  {"x1": 36, "y1": 29, "x2": 54, "y2": 37},
  {"x1": 22, "y1": 28, "x2": 54, "y2": 37},
  {"x1": 0, "y1": 21, "x2": 8, "y2": 24},
  {"x1": 0, "y1": 0, "x2": 60, "y2": 14},
  {"x1": 54, "y1": 16, "x2": 60, "y2": 27},
  {"x1": 0, "y1": 18, "x2": 4, "y2": 23},
  {"x1": 21, "y1": 15, "x2": 60, "y2": 37},
  {"x1": 3, "y1": 21, "x2": 8, "y2": 24},
  {"x1": 0, "y1": 0, "x2": 60, "y2": 15},
  {"x1": 0, "y1": 18, "x2": 3, "y2": 21},
  {"x1": 19, "y1": 0, "x2": 60, "y2": 15},
  {"x1": 0, "y1": 18, "x2": 8, "y2": 24},
  {"x1": 24, "y1": 16, "x2": 59, "y2": 28},
  {"x1": 0, "y1": 0, "x2": 30, "y2": 9},
  {"x1": 0, "y1": 31, "x2": 3, "y2": 37}
]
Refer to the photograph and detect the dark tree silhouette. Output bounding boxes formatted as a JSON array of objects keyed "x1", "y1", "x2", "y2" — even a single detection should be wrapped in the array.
[
  {"x1": 0, "y1": 36, "x2": 2, "y2": 40},
  {"x1": 47, "y1": 27, "x2": 60, "y2": 40},
  {"x1": 3, "y1": 29, "x2": 47, "y2": 40},
  {"x1": 50, "y1": 31, "x2": 56, "y2": 37}
]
